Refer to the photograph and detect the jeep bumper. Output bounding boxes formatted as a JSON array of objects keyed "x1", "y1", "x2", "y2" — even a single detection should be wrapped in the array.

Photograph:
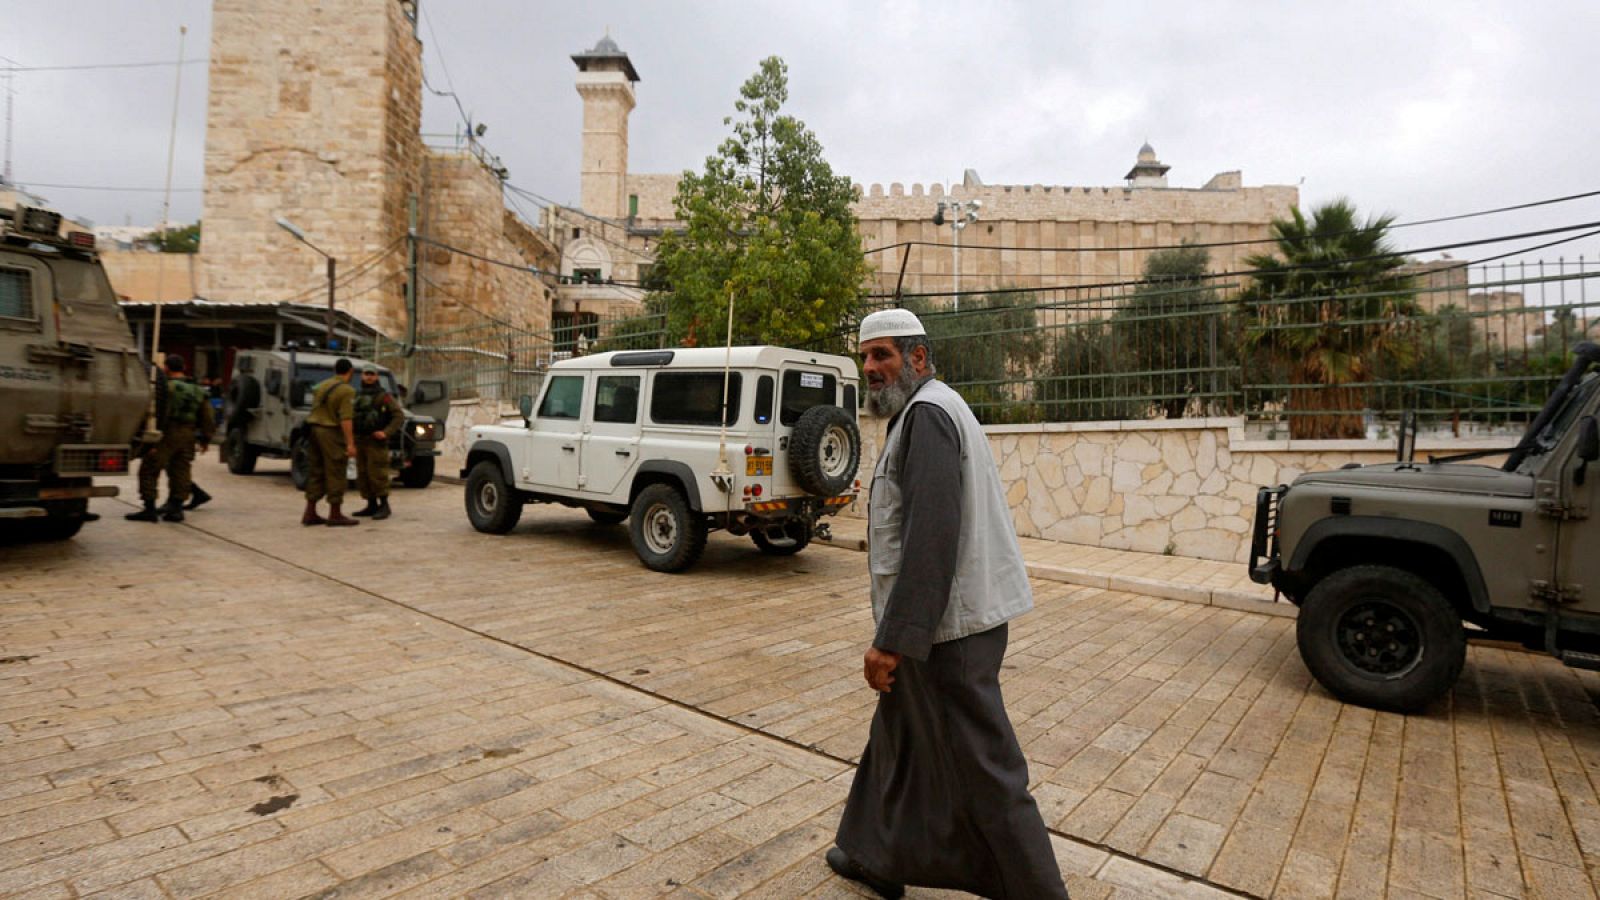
[{"x1": 745, "y1": 494, "x2": 855, "y2": 519}]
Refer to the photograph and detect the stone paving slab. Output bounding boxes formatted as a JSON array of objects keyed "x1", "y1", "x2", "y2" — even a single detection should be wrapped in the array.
[
  {"x1": 8, "y1": 459, "x2": 1600, "y2": 898},
  {"x1": 1, "y1": 469, "x2": 1226, "y2": 899}
]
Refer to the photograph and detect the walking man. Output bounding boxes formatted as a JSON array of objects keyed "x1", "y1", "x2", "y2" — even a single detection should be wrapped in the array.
[
  {"x1": 126, "y1": 354, "x2": 213, "y2": 523},
  {"x1": 828, "y1": 309, "x2": 1068, "y2": 899},
  {"x1": 351, "y1": 364, "x2": 403, "y2": 520},
  {"x1": 302, "y1": 357, "x2": 360, "y2": 527}
]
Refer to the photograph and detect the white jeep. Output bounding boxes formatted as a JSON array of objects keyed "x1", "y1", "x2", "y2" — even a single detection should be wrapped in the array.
[{"x1": 460, "y1": 346, "x2": 862, "y2": 572}]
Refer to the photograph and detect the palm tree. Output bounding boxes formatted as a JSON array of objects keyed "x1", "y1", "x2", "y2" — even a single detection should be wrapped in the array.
[{"x1": 1240, "y1": 199, "x2": 1418, "y2": 438}]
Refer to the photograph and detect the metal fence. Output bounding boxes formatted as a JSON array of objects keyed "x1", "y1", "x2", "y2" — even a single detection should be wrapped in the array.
[{"x1": 376, "y1": 255, "x2": 1600, "y2": 439}]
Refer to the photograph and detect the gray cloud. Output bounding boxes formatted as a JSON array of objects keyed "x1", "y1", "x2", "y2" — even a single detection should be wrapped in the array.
[{"x1": 7, "y1": 0, "x2": 1599, "y2": 264}]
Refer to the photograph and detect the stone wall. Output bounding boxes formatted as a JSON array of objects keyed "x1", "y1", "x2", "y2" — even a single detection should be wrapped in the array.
[
  {"x1": 419, "y1": 153, "x2": 554, "y2": 331},
  {"x1": 857, "y1": 416, "x2": 1514, "y2": 564},
  {"x1": 199, "y1": 0, "x2": 422, "y2": 335},
  {"x1": 101, "y1": 251, "x2": 204, "y2": 301}
]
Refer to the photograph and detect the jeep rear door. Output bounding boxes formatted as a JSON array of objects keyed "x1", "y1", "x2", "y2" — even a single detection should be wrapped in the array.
[
  {"x1": 582, "y1": 373, "x2": 641, "y2": 497},
  {"x1": 524, "y1": 372, "x2": 586, "y2": 491},
  {"x1": 771, "y1": 365, "x2": 848, "y2": 496}
]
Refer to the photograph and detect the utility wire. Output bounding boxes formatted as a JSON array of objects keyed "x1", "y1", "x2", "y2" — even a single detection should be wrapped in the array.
[
  {"x1": 12, "y1": 181, "x2": 201, "y2": 193},
  {"x1": 860, "y1": 188, "x2": 1600, "y2": 257},
  {"x1": 0, "y1": 59, "x2": 207, "y2": 73}
]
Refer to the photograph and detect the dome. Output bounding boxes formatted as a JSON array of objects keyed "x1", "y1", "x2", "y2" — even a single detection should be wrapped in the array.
[
  {"x1": 1138, "y1": 141, "x2": 1158, "y2": 162},
  {"x1": 590, "y1": 35, "x2": 621, "y2": 55}
]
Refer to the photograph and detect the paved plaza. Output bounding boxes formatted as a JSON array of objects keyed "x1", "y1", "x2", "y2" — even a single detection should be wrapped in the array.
[{"x1": 4, "y1": 457, "x2": 1600, "y2": 898}]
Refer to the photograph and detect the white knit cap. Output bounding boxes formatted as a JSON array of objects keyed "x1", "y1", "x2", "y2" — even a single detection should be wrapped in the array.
[{"x1": 859, "y1": 308, "x2": 926, "y2": 343}]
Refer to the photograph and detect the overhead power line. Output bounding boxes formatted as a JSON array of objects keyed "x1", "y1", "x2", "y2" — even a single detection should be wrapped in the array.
[
  {"x1": 0, "y1": 59, "x2": 207, "y2": 73},
  {"x1": 860, "y1": 188, "x2": 1600, "y2": 257},
  {"x1": 13, "y1": 181, "x2": 202, "y2": 193}
]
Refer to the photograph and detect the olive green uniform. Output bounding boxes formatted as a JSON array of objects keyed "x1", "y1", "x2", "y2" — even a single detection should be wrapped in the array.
[
  {"x1": 305, "y1": 376, "x2": 356, "y2": 505},
  {"x1": 138, "y1": 375, "x2": 214, "y2": 505},
  {"x1": 354, "y1": 386, "x2": 404, "y2": 500}
]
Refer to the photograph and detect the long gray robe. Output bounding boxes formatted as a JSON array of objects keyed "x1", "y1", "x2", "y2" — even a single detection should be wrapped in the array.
[{"x1": 836, "y1": 399, "x2": 1068, "y2": 899}]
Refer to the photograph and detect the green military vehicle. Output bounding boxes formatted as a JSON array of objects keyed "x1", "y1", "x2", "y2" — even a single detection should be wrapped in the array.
[
  {"x1": 1251, "y1": 342, "x2": 1600, "y2": 711},
  {"x1": 221, "y1": 348, "x2": 449, "y2": 489},
  {"x1": 0, "y1": 201, "x2": 148, "y2": 540}
]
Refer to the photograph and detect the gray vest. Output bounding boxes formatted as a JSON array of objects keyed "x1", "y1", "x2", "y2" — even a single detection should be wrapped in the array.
[{"x1": 869, "y1": 379, "x2": 1033, "y2": 643}]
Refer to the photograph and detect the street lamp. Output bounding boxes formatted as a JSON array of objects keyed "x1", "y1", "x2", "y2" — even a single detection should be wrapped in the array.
[
  {"x1": 276, "y1": 216, "x2": 337, "y2": 346},
  {"x1": 933, "y1": 198, "x2": 981, "y2": 310}
]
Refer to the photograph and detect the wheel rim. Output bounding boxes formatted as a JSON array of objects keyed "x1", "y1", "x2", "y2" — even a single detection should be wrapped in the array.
[
  {"x1": 1335, "y1": 600, "x2": 1423, "y2": 677},
  {"x1": 642, "y1": 502, "x2": 678, "y2": 554},
  {"x1": 477, "y1": 480, "x2": 499, "y2": 515},
  {"x1": 819, "y1": 425, "x2": 850, "y2": 479}
]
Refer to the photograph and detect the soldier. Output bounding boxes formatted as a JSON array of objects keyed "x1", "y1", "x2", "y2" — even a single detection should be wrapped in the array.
[
  {"x1": 126, "y1": 354, "x2": 214, "y2": 523},
  {"x1": 351, "y1": 364, "x2": 403, "y2": 520},
  {"x1": 302, "y1": 358, "x2": 360, "y2": 527}
]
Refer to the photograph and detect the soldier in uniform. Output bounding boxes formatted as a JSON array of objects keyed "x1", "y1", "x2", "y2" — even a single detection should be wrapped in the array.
[
  {"x1": 351, "y1": 364, "x2": 403, "y2": 520},
  {"x1": 126, "y1": 354, "x2": 214, "y2": 523},
  {"x1": 302, "y1": 358, "x2": 360, "y2": 527}
]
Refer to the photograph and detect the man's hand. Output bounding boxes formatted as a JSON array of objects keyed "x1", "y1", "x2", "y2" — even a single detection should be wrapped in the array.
[
  {"x1": 863, "y1": 647, "x2": 901, "y2": 693},
  {"x1": 346, "y1": 442, "x2": 358, "y2": 458},
  {"x1": 373, "y1": 430, "x2": 387, "y2": 441}
]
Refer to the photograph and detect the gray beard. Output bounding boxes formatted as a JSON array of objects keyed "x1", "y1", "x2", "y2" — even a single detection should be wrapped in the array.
[{"x1": 866, "y1": 368, "x2": 923, "y2": 418}]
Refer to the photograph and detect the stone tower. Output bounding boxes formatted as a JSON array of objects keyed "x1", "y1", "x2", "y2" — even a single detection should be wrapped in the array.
[
  {"x1": 571, "y1": 35, "x2": 639, "y2": 219},
  {"x1": 1124, "y1": 141, "x2": 1171, "y2": 188},
  {"x1": 199, "y1": 0, "x2": 423, "y2": 336}
]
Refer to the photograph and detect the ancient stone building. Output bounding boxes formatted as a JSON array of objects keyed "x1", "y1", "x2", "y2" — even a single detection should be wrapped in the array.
[
  {"x1": 545, "y1": 37, "x2": 1301, "y2": 318},
  {"x1": 105, "y1": 0, "x2": 556, "y2": 342}
]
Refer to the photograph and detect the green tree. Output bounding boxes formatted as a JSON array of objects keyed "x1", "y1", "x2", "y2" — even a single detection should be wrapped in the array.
[
  {"x1": 903, "y1": 291, "x2": 1043, "y2": 424},
  {"x1": 1111, "y1": 245, "x2": 1225, "y2": 419},
  {"x1": 652, "y1": 57, "x2": 869, "y2": 347},
  {"x1": 1240, "y1": 199, "x2": 1417, "y2": 439},
  {"x1": 142, "y1": 221, "x2": 201, "y2": 253}
]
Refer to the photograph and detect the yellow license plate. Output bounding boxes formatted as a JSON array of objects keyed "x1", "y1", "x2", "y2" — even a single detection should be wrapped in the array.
[{"x1": 746, "y1": 456, "x2": 773, "y2": 476}]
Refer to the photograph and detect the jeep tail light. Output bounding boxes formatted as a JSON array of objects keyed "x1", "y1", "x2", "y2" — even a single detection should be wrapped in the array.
[
  {"x1": 98, "y1": 449, "x2": 128, "y2": 472},
  {"x1": 744, "y1": 444, "x2": 753, "y2": 455},
  {"x1": 751, "y1": 484, "x2": 762, "y2": 497},
  {"x1": 68, "y1": 231, "x2": 96, "y2": 250}
]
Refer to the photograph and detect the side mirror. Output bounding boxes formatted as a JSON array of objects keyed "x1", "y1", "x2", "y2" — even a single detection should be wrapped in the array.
[{"x1": 518, "y1": 394, "x2": 534, "y2": 426}]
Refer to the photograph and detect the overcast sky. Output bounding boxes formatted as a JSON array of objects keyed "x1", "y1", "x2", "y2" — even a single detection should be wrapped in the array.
[{"x1": 6, "y1": 1, "x2": 1600, "y2": 269}]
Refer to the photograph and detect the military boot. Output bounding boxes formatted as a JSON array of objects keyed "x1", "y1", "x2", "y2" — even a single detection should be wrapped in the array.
[
  {"x1": 351, "y1": 498, "x2": 378, "y2": 517},
  {"x1": 325, "y1": 503, "x2": 360, "y2": 527},
  {"x1": 371, "y1": 497, "x2": 391, "y2": 520},
  {"x1": 161, "y1": 501, "x2": 185, "y2": 523},
  {"x1": 185, "y1": 484, "x2": 212, "y2": 510},
  {"x1": 125, "y1": 500, "x2": 161, "y2": 522},
  {"x1": 302, "y1": 500, "x2": 326, "y2": 526}
]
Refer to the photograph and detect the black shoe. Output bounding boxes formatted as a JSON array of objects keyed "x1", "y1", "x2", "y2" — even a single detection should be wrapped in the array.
[
  {"x1": 352, "y1": 500, "x2": 378, "y2": 517},
  {"x1": 125, "y1": 502, "x2": 161, "y2": 522},
  {"x1": 161, "y1": 506, "x2": 185, "y2": 523},
  {"x1": 371, "y1": 498, "x2": 391, "y2": 520},
  {"x1": 185, "y1": 485, "x2": 212, "y2": 510},
  {"x1": 825, "y1": 848, "x2": 903, "y2": 899}
]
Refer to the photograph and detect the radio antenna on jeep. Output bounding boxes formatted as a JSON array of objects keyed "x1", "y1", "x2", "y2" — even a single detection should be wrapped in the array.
[{"x1": 709, "y1": 287, "x2": 736, "y2": 497}]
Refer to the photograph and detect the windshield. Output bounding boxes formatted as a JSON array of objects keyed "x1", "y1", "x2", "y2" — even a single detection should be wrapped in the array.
[
  {"x1": 1530, "y1": 372, "x2": 1600, "y2": 458},
  {"x1": 293, "y1": 365, "x2": 397, "y2": 406}
]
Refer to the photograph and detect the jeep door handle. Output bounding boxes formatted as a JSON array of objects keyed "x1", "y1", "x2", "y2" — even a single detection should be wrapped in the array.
[
  {"x1": 561, "y1": 444, "x2": 576, "y2": 452},
  {"x1": 615, "y1": 449, "x2": 632, "y2": 457}
]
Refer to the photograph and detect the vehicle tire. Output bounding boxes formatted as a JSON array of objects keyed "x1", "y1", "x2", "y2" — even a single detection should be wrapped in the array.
[
  {"x1": 399, "y1": 455, "x2": 435, "y2": 489},
  {"x1": 290, "y1": 434, "x2": 311, "y2": 491},
  {"x1": 586, "y1": 507, "x2": 628, "y2": 526},
  {"x1": 789, "y1": 405, "x2": 860, "y2": 497},
  {"x1": 34, "y1": 500, "x2": 87, "y2": 541},
  {"x1": 629, "y1": 483, "x2": 707, "y2": 573},
  {"x1": 1297, "y1": 564, "x2": 1467, "y2": 713},
  {"x1": 225, "y1": 375, "x2": 260, "y2": 429},
  {"x1": 465, "y1": 459, "x2": 522, "y2": 534},
  {"x1": 751, "y1": 520, "x2": 811, "y2": 556},
  {"x1": 224, "y1": 427, "x2": 258, "y2": 475}
]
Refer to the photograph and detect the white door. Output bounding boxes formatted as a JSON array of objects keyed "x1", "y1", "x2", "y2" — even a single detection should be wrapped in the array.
[
  {"x1": 524, "y1": 373, "x2": 586, "y2": 491},
  {"x1": 582, "y1": 374, "x2": 642, "y2": 498}
]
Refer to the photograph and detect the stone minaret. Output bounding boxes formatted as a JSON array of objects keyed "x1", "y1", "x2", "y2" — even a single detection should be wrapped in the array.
[
  {"x1": 1124, "y1": 141, "x2": 1171, "y2": 188},
  {"x1": 199, "y1": 0, "x2": 423, "y2": 335},
  {"x1": 571, "y1": 35, "x2": 639, "y2": 219}
]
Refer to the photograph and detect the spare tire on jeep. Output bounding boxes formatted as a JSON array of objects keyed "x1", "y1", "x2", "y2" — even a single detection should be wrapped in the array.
[
  {"x1": 226, "y1": 374, "x2": 261, "y2": 429},
  {"x1": 789, "y1": 405, "x2": 860, "y2": 496}
]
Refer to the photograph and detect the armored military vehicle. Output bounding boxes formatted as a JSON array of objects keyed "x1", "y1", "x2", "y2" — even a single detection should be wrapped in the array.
[
  {"x1": 0, "y1": 201, "x2": 148, "y2": 540},
  {"x1": 221, "y1": 348, "x2": 449, "y2": 488},
  {"x1": 1251, "y1": 343, "x2": 1600, "y2": 711}
]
